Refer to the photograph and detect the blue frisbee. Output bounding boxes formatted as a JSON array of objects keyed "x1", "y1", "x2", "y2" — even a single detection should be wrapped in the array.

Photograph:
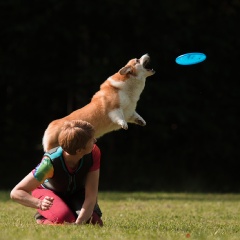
[{"x1": 175, "y1": 52, "x2": 206, "y2": 65}]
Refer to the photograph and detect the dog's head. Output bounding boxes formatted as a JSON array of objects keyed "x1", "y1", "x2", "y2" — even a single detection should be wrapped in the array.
[{"x1": 119, "y1": 54, "x2": 155, "y2": 78}]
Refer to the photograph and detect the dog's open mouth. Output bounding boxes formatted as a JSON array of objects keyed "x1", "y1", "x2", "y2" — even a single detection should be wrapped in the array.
[
  {"x1": 142, "y1": 56, "x2": 155, "y2": 74},
  {"x1": 143, "y1": 58, "x2": 151, "y2": 69}
]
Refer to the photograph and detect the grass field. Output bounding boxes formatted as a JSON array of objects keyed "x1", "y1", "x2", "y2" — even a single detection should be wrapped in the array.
[{"x1": 1, "y1": 191, "x2": 240, "y2": 240}]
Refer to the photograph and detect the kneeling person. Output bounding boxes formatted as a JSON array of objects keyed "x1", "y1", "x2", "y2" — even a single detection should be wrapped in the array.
[{"x1": 10, "y1": 120, "x2": 103, "y2": 226}]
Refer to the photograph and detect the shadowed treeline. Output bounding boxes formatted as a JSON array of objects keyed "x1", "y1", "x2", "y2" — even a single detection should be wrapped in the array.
[{"x1": 1, "y1": 0, "x2": 239, "y2": 192}]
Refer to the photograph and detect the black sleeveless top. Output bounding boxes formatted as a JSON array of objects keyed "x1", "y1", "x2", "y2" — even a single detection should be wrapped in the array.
[{"x1": 42, "y1": 147, "x2": 93, "y2": 196}]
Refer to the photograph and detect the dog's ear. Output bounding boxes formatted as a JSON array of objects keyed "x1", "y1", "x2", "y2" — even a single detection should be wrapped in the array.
[{"x1": 119, "y1": 66, "x2": 132, "y2": 75}]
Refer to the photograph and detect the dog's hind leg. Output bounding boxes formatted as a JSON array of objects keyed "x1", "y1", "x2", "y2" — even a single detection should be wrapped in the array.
[{"x1": 128, "y1": 111, "x2": 146, "y2": 126}]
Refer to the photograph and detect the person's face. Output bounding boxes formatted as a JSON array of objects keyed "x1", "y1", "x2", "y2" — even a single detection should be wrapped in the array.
[{"x1": 83, "y1": 137, "x2": 97, "y2": 155}]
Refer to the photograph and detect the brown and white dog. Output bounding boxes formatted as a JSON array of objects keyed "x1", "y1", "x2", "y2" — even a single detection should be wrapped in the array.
[{"x1": 42, "y1": 54, "x2": 155, "y2": 152}]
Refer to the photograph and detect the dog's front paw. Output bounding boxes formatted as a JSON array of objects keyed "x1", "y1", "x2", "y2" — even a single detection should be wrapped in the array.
[
  {"x1": 118, "y1": 120, "x2": 128, "y2": 130},
  {"x1": 135, "y1": 118, "x2": 146, "y2": 126}
]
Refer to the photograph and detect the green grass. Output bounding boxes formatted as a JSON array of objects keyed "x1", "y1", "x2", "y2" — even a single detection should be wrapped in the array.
[{"x1": 1, "y1": 191, "x2": 240, "y2": 240}]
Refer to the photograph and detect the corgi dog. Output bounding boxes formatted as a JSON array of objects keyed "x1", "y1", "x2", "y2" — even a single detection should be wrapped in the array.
[{"x1": 42, "y1": 54, "x2": 155, "y2": 152}]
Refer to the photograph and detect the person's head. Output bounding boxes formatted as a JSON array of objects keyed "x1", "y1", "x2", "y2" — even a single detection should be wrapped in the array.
[{"x1": 58, "y1": 120, "x2": 96, "y2": 155}]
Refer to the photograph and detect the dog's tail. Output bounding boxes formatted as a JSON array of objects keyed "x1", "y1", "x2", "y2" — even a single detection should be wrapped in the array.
[{"x1": 42, "y1": 120, "x2": 62, "y2": 152}]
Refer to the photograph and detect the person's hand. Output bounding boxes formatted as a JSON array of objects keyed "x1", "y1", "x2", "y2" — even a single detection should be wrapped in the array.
[{"x1": 39, "y1": 196, "x2": 54, "y2": 211}]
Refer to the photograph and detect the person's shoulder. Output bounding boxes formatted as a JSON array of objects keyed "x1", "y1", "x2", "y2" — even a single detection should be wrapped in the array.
[
  {"x1": 44, "y1": 146, "x2": 63, "y2": 159},
  {"x1": 40, "y1": 155, "x2": 53, "y2": 167},
  {"x1": 90, "y1": 144, "x2": 101, "y2": 170},
  {"x1": 92, "y1": 144, "x2": 101, "y2": 158},
  {"x1": 93, "y1": 144, "x2": 100, "y2": 152}
]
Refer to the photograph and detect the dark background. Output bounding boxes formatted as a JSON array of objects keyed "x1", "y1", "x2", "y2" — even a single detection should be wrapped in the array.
[{"x1": 1, "y1": 0, "x2": 239, "y2": 192}]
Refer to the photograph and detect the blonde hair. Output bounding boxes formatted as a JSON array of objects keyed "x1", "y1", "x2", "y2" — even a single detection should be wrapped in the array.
[{"x1": 58, "y1": 120, "x2": 95, "y2": 155}]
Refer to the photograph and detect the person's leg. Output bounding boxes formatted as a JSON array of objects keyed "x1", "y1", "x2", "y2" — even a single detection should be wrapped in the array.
[
  {"x1": 32, "y1": 188, "x2": 76, "y2": 224},
  {"x1": 66, "y1": 194, "x2": 103, "y2": 226},
  {"x1": 87, "y1": 211, "x2": 103, "y2": 226},
  {"x1": 89, "y1": 203, "x2": 103, "y2": 226}
]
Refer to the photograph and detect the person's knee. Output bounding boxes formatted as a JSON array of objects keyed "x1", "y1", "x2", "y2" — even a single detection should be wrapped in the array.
[{"x1": 40, "y1": 209, "x2": 76, "y2": 224}]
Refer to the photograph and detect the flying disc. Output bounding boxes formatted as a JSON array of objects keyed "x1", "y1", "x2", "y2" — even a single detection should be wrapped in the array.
[{"x1": 175, "y1": 52, "x2": 206, "y2": 65}]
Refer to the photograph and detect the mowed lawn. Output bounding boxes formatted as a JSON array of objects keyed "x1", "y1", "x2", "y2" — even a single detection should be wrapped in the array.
[{"x1": 1, "y1": 191, "x2": 240, "y2": 240}]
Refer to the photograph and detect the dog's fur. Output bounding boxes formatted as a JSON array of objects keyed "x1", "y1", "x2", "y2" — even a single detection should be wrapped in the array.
[{"x1": 42, "y1": 54, "x2": 155, "y2": 152}]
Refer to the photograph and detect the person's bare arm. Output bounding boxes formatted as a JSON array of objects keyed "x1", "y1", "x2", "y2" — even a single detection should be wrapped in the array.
[
  {"x1": 10, "y1": 172, "x2": 53, "y2": 210},
  {"x1": 75, "y1": 169, "x2": 99, "y2": 224}
]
